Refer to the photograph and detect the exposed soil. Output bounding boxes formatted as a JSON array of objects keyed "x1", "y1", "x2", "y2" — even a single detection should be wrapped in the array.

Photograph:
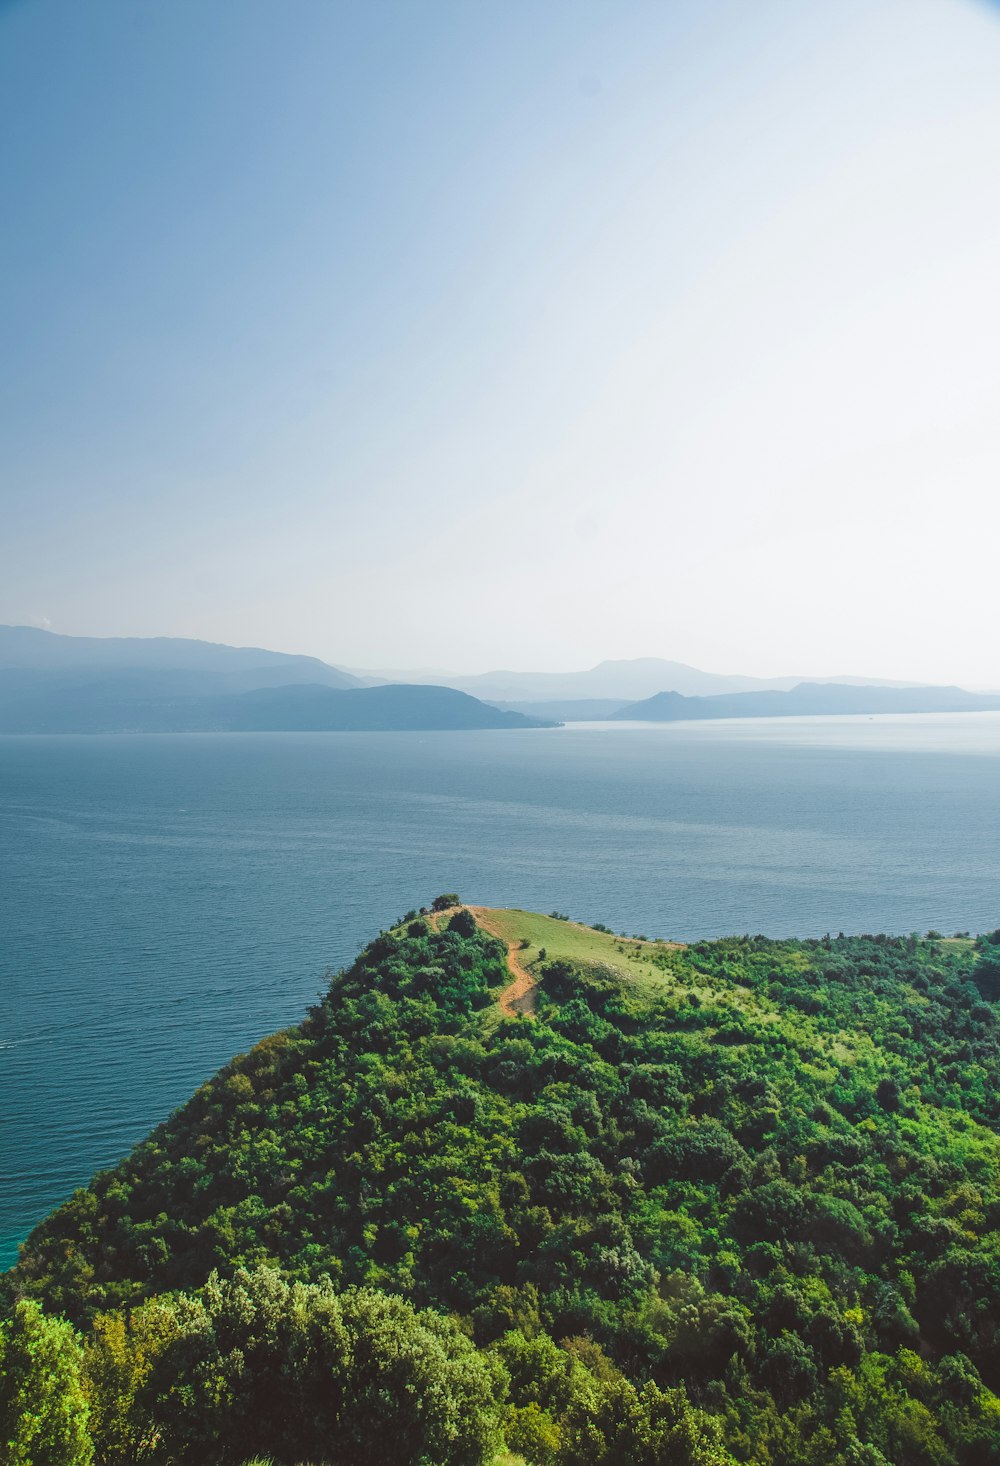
[
  {"x1": 423, "y1": 904, "x2": 535, "y2": 1013},
  {"x1": 469, "y1": 906, "x2": 538, "y2": 1015}
]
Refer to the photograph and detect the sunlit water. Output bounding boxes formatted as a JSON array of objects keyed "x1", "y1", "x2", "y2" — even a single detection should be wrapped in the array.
[{"x1": 3, "y1": 714, "x2": 1000, "y2": 1266}]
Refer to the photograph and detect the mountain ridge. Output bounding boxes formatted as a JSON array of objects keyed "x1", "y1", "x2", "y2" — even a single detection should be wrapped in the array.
[
  {"x1": 3, "y1": 629, "x2": 943, "y2": 705},
  {"x1": 0, "y1": 624, "x2": 362, "y2": 686},
  {"x1": 0, "y1": 627, "x2": 555, "y2": 731},
  {"x1": 4, "y1": 629, "x2": 978, "y2": 733}
]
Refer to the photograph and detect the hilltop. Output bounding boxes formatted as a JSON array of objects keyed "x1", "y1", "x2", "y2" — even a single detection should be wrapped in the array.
[{"x1": 6, "y1": 903, "x2": 1000, "y2": 1464}]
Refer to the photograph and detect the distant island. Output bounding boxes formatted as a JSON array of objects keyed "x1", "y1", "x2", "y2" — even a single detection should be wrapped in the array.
[
  {"x1": 5, "y1": 901, "x2": 1000, "y2": 1464},
  {"x1": 611, "y1": 681, "x2": 1000, "y2": 722}
]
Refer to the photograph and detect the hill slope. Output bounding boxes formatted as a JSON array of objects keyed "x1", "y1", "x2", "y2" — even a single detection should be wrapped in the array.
[
  {"x1": 7, "y1": 905, "x2": 1000, "y2": 1464},
  {"x1": 218, "y1": 683, "x2": 555, "y2": 731},
  {"x1": 485, "y1": 697, "x2": 631, "y2": 721}
]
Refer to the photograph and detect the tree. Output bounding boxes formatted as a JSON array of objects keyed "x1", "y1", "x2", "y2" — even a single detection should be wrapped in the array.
[
  {"x1": 83, "y1": 1295, "x2": 198, "y2": 1465},
  {"x1": 128, "y1": 1268, "x2": 506, "y2": 1466},
  {"x1": 337, "y1": 1288, "x2": 507, "y2": 1466},
  {"x1": 972, "y1": 937, "x2": 1000, "y2": 1000},
  {"x1": 432, "y1": 893, "x2": 461, "y2": 911},
  {"x1": 448, "y1": 908, "x2": 478, "y2": 939},
  {"x1": 0, "y1": 1300, "x2": 93, "y2": 1466}
]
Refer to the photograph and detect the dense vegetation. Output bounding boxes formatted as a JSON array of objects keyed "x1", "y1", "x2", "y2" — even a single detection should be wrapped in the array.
[{"x1": 5, "y1": 907, "x2": 1000, "y2": 1464}]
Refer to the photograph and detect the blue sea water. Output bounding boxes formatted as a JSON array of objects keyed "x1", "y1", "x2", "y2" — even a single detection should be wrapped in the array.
[{"x1": 3, "y1": 715, "x2": 1000, "y2": 1269}]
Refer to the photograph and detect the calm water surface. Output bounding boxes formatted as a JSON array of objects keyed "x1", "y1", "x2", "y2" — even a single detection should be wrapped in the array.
[{"x1": 3, "y1": 715, "x2": 1000, "y2": 1266}]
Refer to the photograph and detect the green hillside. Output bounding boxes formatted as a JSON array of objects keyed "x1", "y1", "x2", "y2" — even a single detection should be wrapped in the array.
[{"x1": 5, "y1": 905, "x2": 1000, "y2": 1464}]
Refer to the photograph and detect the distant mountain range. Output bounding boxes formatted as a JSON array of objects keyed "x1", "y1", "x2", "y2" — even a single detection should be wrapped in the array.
[
  {"x1": 612, "y1": 682, "x2": 1000, "y2": 722},
  {"x1": 359, "y1": 656, "x2": 928, "y2": 703},
  {"x1": 0, "y1": 629, "x2": 550, "y2": 733},
  {"x1": 4, "y1": 628, "x2": 991, "y2": 733}
]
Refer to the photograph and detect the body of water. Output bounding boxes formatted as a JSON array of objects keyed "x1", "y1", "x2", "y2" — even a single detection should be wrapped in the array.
[{"x1": 3, "y1": 714, "x2": 1000, "y2": 1267}]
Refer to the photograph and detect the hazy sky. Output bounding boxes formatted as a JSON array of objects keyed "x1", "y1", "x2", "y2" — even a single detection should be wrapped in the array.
[{"x1": 2, "y1": 0, "x2": 1000, "y2": 682}]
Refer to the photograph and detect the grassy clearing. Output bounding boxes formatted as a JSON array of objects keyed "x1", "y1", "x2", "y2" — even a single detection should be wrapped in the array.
[
  {"x1": 473, "y1": 907, "x2": 688, "y2": 994},
  {"x1": 475, "y1": 909, "x2": 875, "y2": 1074},
  {"x1": 396, "y1": 905, "x2": 869, "y2": 1071}
]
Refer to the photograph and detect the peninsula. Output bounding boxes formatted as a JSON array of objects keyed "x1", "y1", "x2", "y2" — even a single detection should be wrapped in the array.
[{"x1": 5, "y1": 902, "x2": 1000, "y2": 1464}]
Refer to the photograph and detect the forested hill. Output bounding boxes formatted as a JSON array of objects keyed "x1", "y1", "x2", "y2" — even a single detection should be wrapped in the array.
[{"x1": 6, "y1": 907, "x2": 1000, "y2": 1465}]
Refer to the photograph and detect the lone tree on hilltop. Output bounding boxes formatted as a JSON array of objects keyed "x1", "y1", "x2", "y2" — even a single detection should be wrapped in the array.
[
  {"x1": 448, "y1": 909, "x2": 477, "y2": 938},
  {"x1": 432, "y1": 893, "x2": 461, "y2": 911}
]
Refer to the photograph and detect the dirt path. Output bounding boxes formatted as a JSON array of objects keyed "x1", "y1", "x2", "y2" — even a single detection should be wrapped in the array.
[
  {"x1": 469, "y1": 906, "x2": 537, "y2": 1016},
  {"x1": 424, "y1": 905, "x2": 457, "y2": 932},
  {"x1": 423, "y1": 904, "x2": 536, "y2": 1015}
]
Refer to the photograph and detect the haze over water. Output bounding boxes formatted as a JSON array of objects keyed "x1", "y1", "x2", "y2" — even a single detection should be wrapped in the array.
[{"x1": 3, "y1": 713, "x2": 1000, "y2": 1266}]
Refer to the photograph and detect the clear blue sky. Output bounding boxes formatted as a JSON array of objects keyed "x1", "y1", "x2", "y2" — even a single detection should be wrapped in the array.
[{"x1": 3, "y1": 0, "x2": 999, "y2": 682}]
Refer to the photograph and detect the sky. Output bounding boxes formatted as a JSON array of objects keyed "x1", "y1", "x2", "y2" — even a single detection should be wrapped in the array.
[{"x1": 2, "y1": 0, "x2": 1000, "y2": 684}]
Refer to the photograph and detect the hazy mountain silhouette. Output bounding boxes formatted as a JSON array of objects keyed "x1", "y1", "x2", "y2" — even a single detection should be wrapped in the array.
[
  {"x1": 0, "y1": 673, "x2": 553, "y2": 734},
  {"x1": 0, "y1": 626, "x2": 362, "y2": 690},
  {"x1": 2, "y1": 630, "x2": 955, "y2": 730},
  {"x1": 614, "y1": 682, "x2": 1000, "y2": 722},
  {"x1": 363, "y1": 657, "x2": 927, "y2": 703}
]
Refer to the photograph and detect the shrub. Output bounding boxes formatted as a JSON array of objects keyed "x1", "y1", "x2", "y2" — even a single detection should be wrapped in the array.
[
  {"x1": 118, "y1": 1268, "x2": 506, "y2": 1466},
  {"x1": 448, "y1": 908, "x2": 478, "y2": 939},
  {"x1": 0, "y1": 1300, "x2": 92, "y2": 1466}
]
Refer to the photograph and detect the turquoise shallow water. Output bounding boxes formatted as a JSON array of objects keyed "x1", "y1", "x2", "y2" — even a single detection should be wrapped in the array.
[{"x1": 3, "y1": 715, "x2": 1000, "y2": 1268}]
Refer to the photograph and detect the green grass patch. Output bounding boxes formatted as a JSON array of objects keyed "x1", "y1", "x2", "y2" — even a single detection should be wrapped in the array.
[{"x1": 476, "y1": 908, "x2": 683, "y2": 990}]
